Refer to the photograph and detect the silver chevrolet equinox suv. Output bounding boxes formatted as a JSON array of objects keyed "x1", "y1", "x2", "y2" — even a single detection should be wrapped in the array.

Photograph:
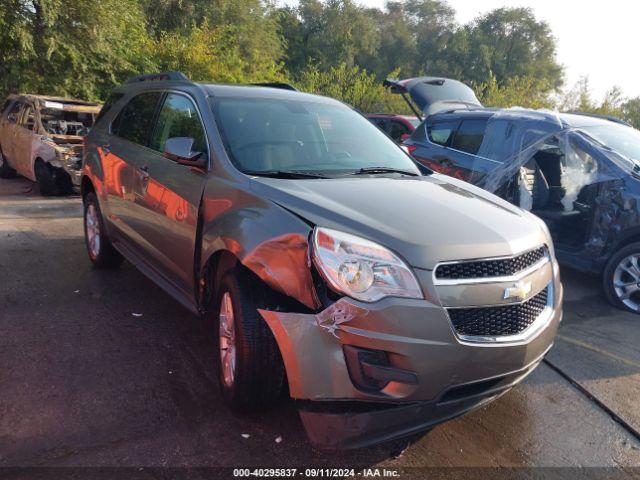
[{"x1": 81, "y1": 72, "x2": 563, "y2": 449}]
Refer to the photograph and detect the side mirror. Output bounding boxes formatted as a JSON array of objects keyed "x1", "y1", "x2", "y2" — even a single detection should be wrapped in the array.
[{"x1": 164, "y1": 137, "x2": 206, "y2": 168}]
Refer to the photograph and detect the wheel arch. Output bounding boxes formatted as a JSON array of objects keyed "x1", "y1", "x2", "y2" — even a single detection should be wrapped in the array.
[
  {"x1": 611, "y1": 227, "x2": 640, "y2": 260},
  {"x1": 81, "y1": 175, "x2": 95, "y2": 198}
]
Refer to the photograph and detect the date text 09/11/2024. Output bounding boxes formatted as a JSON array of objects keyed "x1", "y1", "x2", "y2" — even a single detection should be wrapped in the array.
[{"x1": 232, "y1": 468, "x2": 401, "y2": 477}]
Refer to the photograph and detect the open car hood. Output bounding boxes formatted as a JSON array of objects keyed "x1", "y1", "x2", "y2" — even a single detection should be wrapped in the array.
[{"x1": 384, "y1": 76, "x2": 482, "y2": 118}]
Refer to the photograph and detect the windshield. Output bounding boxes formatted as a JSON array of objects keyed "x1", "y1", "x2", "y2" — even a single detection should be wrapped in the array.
[
  {"x1": 581, "y1": 123, "x2": 640, "y2": 163},
  {"x1": 40, "y1": 107, "x2": 95, "y2": 136},
  {"x1": 212, "y1": 97, "x2": 419, "y2": 176},
  {"x1": 407, "y1": 118, "x2": 421, "y2": 128}
]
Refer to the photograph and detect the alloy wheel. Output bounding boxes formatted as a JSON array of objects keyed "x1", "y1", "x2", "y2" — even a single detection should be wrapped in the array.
[
  {"x1": 85, "y1": 204, "x2": 101, "y2": 259},
  {"x1": 219, "y1": 292, "x2": 237, "y2": 387},
  {"x1": 613, "y1": 253, "x2": 640, "y2": 312}
]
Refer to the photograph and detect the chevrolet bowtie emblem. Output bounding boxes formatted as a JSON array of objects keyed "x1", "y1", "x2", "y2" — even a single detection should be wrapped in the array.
[{"x1": 503, "y1": 281, "x2": 532, "y2": 301}]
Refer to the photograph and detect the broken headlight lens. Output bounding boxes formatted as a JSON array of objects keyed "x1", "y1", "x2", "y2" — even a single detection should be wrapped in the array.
[{"x1": 312, "y1": 227, "x2": 423, "y2": 302}]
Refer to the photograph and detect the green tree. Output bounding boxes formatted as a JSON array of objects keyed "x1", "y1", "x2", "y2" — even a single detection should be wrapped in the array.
[
  {"x1": 476, "y1": 74, "x2": 554, "y2": 110},
  {"x1": 297, "y1": 63, "x2": 408, "y2": 113},
  {"x1": 277, "y1": 0, "x2": 379, "y2": 74},
  {"x1": 150, "y1": 22, "x2": 284, "y2": 83},
  {"x1": 0, "y1": 0, "x2": 151, "y2": 100},
  {"x1": 464, "y1": 7, "x2": 563, "y2": 92},
  {"x1": 622, "y1": 98, "x2": 640, "y2": 129}
]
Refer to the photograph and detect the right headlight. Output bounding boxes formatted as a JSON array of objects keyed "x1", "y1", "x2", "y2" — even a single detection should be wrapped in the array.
[{"x1": 312, "y1": 227, "x2": 424, "y2": 303}]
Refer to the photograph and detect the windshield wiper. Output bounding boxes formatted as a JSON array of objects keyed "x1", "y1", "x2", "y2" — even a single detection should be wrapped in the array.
[
  {"x1": 243, "y1": 169, "x2": 329, "y2": 179},
  {"x1": 349, "y1": 167, "x2": 419, "y2": 176}
]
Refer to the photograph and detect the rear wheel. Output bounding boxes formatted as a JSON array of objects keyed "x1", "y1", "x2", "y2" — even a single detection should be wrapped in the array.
[
  {"x1": 0, "y1": 148, "x2": 16, "y2": 178},
  {"x1": 83, "y1": 192, "x2": 124, "y2": 269},
  {"x1": 603, "y1": 242, "x2": 640, "y2": 314},
  {"x1": 211, "y1": 268, "x2": 285, "y2": 411}
]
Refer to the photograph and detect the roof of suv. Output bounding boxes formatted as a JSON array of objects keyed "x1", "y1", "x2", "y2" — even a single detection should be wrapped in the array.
[
  {"x1": 202, "y1": 84, "x2": 341, "y2": 105},
  {"x1": 427, "y1": 107, "x2": 629, "y2": 129},
  {"x1": 115, "y1": 73, "x2": 342, "y2": 106}
]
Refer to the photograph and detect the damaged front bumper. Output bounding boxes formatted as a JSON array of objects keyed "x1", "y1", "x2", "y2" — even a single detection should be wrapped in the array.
[
  {"x1": 259, "y1": 271, "x2": 562, "y2": 449},
  {"x1": 45, "y1": 140, "x2": 84, "y2": 189},
  {"x1": 57, "y1": 153, "x2": 83, "y2": 189}
]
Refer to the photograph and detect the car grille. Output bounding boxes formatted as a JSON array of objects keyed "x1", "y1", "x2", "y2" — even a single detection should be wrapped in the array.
[
  {"x1": 447, "y1": 287, "x2": 549, "y2": 337},
  {"x1": 435, "y1": 247, "x2": 546, "y2": 280}
]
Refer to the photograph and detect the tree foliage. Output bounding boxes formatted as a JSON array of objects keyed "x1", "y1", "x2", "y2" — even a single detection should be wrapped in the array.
[
  {"x1": 476, "y1": 74, "x2": 554, "y2": 110},
  {"x1": 0, "y1": 0, "x2": 635, "y2": 128}
]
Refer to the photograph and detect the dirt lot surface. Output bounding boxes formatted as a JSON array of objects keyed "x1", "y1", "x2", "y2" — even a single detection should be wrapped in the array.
[{"x1": 1, "y1": 177, "x2": 639, "y2": 478}]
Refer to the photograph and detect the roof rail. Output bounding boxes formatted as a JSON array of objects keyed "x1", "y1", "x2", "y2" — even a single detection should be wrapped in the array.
[
  {"x1": 252, "y1": 82, "x2": 298, "y2": 92},
  {"x1": 568, "y1": 111, "x2": 631, "y2": 127},
  {"x1": 125, "y1": 71, "x2": 190, "y2": 84}
]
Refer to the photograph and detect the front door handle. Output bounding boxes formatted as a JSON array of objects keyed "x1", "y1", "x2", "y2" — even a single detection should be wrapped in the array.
[{"x1": 137, "y1": 165, "x2": 149, "y2": 179}]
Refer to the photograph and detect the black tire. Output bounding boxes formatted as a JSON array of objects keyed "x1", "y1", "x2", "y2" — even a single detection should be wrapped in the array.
[
  {"x1": 0, "y1": 147, "x2": 16, "y2": 178},
  {"x1": 83, "y1": 192, "x2": 124, "y2": 269},
  {"x1": 34, "y1": 159, "x2": 60, "y2": 196},
  {"x1": 603, "y1": 242, "x2": 640, "y2": 314},
  {"x1": 210, "y1": 268, "x2": 285, "y2": 411}
]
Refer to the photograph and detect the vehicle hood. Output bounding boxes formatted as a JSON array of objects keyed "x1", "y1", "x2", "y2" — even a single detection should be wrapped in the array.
[
  {"x1": 384, "y1": 76, "x2": 482, "y2": 116},
  {"x1": 250, "y1": 174, "x2": 548, "y2": 270}
]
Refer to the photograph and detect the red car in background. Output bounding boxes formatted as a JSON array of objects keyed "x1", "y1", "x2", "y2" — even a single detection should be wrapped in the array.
[{"x1": 366, "y1": 113, "x2": 420, "y2": 143}]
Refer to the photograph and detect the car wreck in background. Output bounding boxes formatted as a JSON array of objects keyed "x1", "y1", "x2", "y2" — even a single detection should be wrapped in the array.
[
  {"x1": 0, "y1": 94, "x2": 101, "y2": 195},
  {"x1": 392, "y1": 76, "x2": 640, "y2": 314}
]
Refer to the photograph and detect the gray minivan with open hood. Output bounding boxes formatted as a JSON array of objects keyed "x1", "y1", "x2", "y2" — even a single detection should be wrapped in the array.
[{"x1": 81, "y1": 72, "x2": 563, "y2": 449}]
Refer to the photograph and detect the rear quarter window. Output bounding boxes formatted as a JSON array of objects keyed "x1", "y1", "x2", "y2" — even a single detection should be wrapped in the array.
[
  {"x1": 427, "y1": 120, "x2": 458, "y2": 146},
  {"x1": 451, "y1": 119, "x2": 488, "y2": 155},
  {"x1": 112, "y1": 92, "x2": 162, "y2": 146},
  {"x1": 96, "y1": 92, "x2": 124, "y2": 125},
  {"x1": 1, "y1": 99, "x2": 13, "y2": 115}
]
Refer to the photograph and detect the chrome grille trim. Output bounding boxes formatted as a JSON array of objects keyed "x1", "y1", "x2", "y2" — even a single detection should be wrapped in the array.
[{"x1": 433, "y1": 247, "x2": 550, "y2": 286}]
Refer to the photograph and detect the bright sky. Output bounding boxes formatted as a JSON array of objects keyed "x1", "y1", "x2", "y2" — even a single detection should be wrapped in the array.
[{"x1": 280, "y1": 0, "x2": 640, "y2": 102}]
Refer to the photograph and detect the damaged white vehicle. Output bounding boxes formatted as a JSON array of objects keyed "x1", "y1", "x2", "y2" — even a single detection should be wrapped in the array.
[{"x1": 0, "y1": 94, "x2": 101, "y2": 195}]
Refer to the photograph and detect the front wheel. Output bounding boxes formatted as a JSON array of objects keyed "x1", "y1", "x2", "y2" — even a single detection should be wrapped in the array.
[
  {"x1": 34, "y1": 160, "x2": 60, "y2": 196},
  {"x1": 211, "y1": 269, "x2": 285, "y2": 411},
  {"x1": 603, "y1": 242, "x2": 640, "y2": 314},
  {"x1": 83, "y1": 192, "x2": 124, "y2": 269}
]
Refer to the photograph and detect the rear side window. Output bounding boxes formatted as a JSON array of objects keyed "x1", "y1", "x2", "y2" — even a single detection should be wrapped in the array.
[
  {"x1": 150, "y1": 93, "x2": 208, "y2": 157},
  {"x1": 427, "y1": 121, "x2": 457, "y2": 147},
  {"x1": 112, "y1": 92, "x2": 162, "y2": 146},
  {"x1": 451, "y1": 119, "x2": 487, "y2": 155},
  {"x1": 96, "y1": 92, "x2": 124, "y2": 124}
]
